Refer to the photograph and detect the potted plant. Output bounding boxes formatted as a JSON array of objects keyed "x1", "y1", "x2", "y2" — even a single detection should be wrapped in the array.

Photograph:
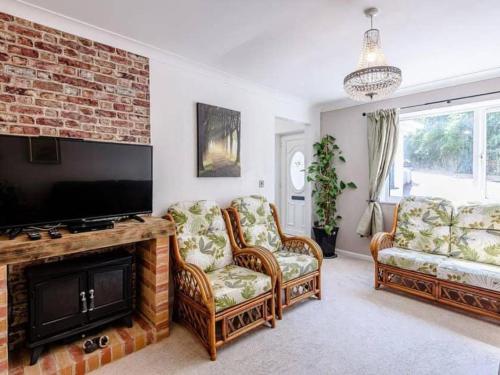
[{"x1": 307, "y1": 135, "x2": 356, "y2": 258}]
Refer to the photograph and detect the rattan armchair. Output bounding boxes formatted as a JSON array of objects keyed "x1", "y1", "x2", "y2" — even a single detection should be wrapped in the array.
[
  {"x1": 165, "y1": 200, "x2": 276, "y2": 360},
  {"x1": 226, "y1": 195, "x2": 322, "y2": 319}
]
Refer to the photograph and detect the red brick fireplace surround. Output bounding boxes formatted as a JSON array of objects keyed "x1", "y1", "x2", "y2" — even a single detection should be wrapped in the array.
[{"x1": 0, "y1": 11, "x2": 150, "y2": 144}]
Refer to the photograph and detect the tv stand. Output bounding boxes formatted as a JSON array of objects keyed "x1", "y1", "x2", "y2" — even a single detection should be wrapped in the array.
[
  {"x1": 129, "y1": 215, "x2": 145, "y2": 223},
  {"x1": 67, "y1": 220, "x2": 114, "y2": 234}
]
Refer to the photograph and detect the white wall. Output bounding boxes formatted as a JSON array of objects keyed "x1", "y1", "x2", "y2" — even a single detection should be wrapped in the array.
[
  {"x1": 4, "y1": 1, "x2": 317, "y2": 216},
  {"x1": 321, "y1": 77, "x2": 500, "y2": 256}
]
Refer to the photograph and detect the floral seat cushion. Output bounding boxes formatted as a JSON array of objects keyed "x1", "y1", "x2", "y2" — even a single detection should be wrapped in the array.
[
  {"x1": 378, "y1": 247, "x2": 448, "y2": 276},
  {"x1": 206, "y1": 265, "x2": 272, "y2": 312},
  {"x1": 169, "y1": 200, "x2": 233, "y2": 273},
  {"x1": 437, "y1": 258, "x2": 500, "y2": 292},
  {"x1": 231, "y1": 195, "x2": 282, "y2": 252},
  {"x1": 394, "y1": 196, "x2": 453, "y2": 255},
  {"x1": 450, "y1": 204, "x2": 500, "y2": 266},
  {"x1": 273, "y1": 251, "x2": 319, "y2": 282}
]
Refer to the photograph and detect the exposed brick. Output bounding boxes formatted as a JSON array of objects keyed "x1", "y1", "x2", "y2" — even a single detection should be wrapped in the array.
[
  {"x1": 95, "y1": 109, "x2": 116, "y2": 118},
  {"x1": 36, "y1": 117, "x2": 63, "y2": 127},
  {"x1": 19, "y1": 115, "x2": 34, "y2": 124},
  {"x1": 7, "y1": 45, "x2": 39, "y2": 58},
  {"x1": 0, "y1": 113, "x2": 17, "y2": 122},
  {"x1": 0, "y1": 13, "x2": 14, "y2": 22},
  {"x1": 7, "y1": 25, "x2": 42, "y2": 39},
  {"x1": 35, "y1": 98, "x2": 61, "y2": 108},
  {"x1": 60, "y1": 38, "x2": 96, "y2": 56},
  {"x1": 0, "y1": 95, "x2": 15, "y2": 102},
  {"x1": 10, "y1": 125, "x2": 40, "y2": 135},
  {"x1": 133, "y1": 99, "x2": 149, "y2": 107},
  {"x1": 34, "y1": 41, "x2": 62, "y2": 54},
  {"x1": 95, "y1": 73, "x2": 117, "y2": 84},
  {"x1": 0, "y1": 52, "x2": 7, "y2": 61},
  {"x1": 4, "y1": 64, "x2": 36, "y2": 78},
  {"x1": 78, "y1": 37, "x2": 92, "y2": 47},
  {"x1": 5, "y1": 86, "x2": 35, "y2": 96},
  {"x1": 53, "y1": 73, "x2": 103, "y2": 90},
  {"x1": 11, "y1": 55, "x2": 27, "y2": 65},
  {"x1": 0, "y1": 31, "x2": 15, "y2": 43},
  {"x1": 94, "y1": 42, "x2": 115, "y2": 53},
  {"x1": 110, "y1": 55, "x2": 132, "y2": 66},
  {"x1": 61, "y1": 111, "x2": 97, "y2": 123},
  {"x1": 0, "y1": 73, "x2": 10, "y2": 83},
  {"x1": 113, "y1": 103, "x2": 133, "y2": 112},
  {"x1": 59, "y1": 129, "x2": 92, "y2": 138},
  {"x1": 33, "y1": 80, "x2": 63, "y2": 92},
  {"x1": 17, "y1": 36, "x2": 33, "y2": 47},
  {"x1": 10, "y1": 105, "x2": 43, "y2": 115},
  {"x1": 66, "y1": 96, "x2": 98, "y2": 107},
  {"x1": 132, "y1": 82, "x2": 148, "y2": 92},
  {"x1": 58, "y1": 56, "x2": 91, "y2": 70},
  {"x1": 63, "y1": 48, "x2": 79, "y2": 58}
]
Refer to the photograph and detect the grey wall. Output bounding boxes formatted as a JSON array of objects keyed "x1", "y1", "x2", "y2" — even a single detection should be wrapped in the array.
[{"x1": 321, "y1": 77, "x2": 500, "y2": 256}]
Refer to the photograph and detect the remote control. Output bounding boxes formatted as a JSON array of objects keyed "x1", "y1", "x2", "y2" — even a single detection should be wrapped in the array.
[
  {"x1": 48, "y1": 229, "x2": 62, "y2": 239},
  {"x1": 27, "y1": 231, "x2": 41, "y2": 241}
]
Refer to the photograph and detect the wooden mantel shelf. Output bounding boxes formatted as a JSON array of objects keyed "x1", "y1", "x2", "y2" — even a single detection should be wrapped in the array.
[{"x1": 0, "y1": 217, "x2": 175, "y2": 266}]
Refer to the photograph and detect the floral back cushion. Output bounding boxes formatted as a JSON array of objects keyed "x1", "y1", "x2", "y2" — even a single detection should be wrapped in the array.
[
  {"x1": 394, "y1": 196, "x2": 453, "y2": 255},
  {"x1": 168, "y1": 200, "x2": 233, "y2": 272},
  {"x1": 450, "y1": 204, "x2": 500, "y2": 266},
  {"x1": 231, "y1": 195, "x2": 282, "y2": 252}
]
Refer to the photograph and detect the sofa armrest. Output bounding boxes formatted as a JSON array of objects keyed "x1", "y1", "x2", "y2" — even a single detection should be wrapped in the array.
[
  {"x1": 233, "y1": 247, "x2": 277, "y2": 286},
  {"x1": 281, "y1": 236, "x2": 323, "y2": 266},
  {"x1": 370, "y1": 232, "x2": 394, "y2": 262}
]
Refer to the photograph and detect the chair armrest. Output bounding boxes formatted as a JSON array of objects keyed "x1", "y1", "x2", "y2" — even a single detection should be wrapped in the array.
[
  {"x1": 233, "y1": 247, "x2": 277, "y2": 286},
  {"x1": 281, "y1": 236, "x2": 323, "y2": 267},
  {"x1": 173, "y1": 263, "x2": 214, "y2": 312},
  {"x1": 370, "y1": 232, "x2": 394, "y2": 262}
]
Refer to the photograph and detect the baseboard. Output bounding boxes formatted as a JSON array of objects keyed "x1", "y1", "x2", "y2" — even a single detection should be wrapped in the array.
[{"x1": 335, "y1": 249, "x2": 373, "y2": 262}]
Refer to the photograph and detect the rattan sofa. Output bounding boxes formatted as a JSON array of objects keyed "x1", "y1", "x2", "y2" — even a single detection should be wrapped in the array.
[
  {"x1": 371, "y1": 196, "x2": 500, "y2": 321},
  {"x1": 226, "y1": 195, "x2": 322, "y2": 319},
  {"x1": 165, "y1": 200, "x2": 277, "y2": 360}
]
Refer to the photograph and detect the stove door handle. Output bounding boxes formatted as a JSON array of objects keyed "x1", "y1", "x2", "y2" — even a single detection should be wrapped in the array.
[
  {"x1": 80, "y1": 291, "x2": 88, "y2": 313},
  {"x1": 88, "y1": 289, "x2": 95, "y2": 312}
]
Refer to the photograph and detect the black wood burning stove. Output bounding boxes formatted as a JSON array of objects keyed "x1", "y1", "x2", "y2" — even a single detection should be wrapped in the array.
[{"x1": 26, "y1": 251, "x2": 133, "y2": 365}]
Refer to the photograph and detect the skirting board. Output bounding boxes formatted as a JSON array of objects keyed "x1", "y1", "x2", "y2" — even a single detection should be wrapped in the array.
[{"x1": 335, "y1": 249, "x2": 373, "y2": 262}]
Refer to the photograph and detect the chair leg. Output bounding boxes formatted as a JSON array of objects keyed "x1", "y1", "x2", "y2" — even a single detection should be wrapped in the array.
[
  {"x1": 270, "y1": 293, "x2": 276, "y2": 328},
  {"x1": 316, "y1": 273, "x2": 322, "y2": 300},
  {"x1": 374, "y1": 263, "x2": 381, "y2": 290},
  {"x1": 208, "y1": 315, "x2": 217, "y2": 361},
  {"x1": 276, "y1": 282, "x2": 284, "y2": 320}
]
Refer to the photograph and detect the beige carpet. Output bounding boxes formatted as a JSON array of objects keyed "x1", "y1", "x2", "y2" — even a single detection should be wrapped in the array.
[{"x1": 95, "y1": 255, "x2": 500, "y2": 375}]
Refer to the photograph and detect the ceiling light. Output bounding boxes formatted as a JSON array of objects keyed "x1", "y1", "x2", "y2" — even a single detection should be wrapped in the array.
[{"x1": 343, "y1": 8, "x2": 402, "y2": 102}]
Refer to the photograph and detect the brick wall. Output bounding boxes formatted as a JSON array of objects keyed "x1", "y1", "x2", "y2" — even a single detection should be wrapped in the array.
[
  {"x1": 0, "y1": 11, "x2": 152, "y2": 350},
  {"x1": 0, "y1": 12, "x2": 150, "y2": 144}
]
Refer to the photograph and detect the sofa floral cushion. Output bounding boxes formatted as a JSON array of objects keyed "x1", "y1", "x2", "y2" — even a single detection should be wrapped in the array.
[
  {"x1": 437, "y1": 258, "x2": 500, "y2": 292},
  {"x1": 206, "y1": 264, "x2": 272, "y2": 312},
  {"x1": 450, "y1": 226, "x2": 500, "y2": 266},
  {"x1": 273, "y1": 251, "x2": 319, "y2": 282},
  {"x1": 231, "y1": 195, "x2": 282, "y2": 252},
  {"x1": 394, "y1": 196, "x2": 453, "y2": 255},
  {"x1": 453, "y1": 204, "x2": 500, "y2": 230},
  {"x1": 169, "y1": 200, "x2": 233, "y2": 273},
  {"x1": 378, "y1": 247, "x2": 448, "y2": 276}
]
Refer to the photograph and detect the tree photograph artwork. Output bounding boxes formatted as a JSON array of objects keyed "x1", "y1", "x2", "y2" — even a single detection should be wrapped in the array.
[{"x1": 197, "y1": 103, "x2": 241, "y2": 177}]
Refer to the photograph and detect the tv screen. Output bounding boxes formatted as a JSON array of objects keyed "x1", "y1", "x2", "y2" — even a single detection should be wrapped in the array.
[{"x1": 0, "y1": 135, "x2": 153, "y2": 229}]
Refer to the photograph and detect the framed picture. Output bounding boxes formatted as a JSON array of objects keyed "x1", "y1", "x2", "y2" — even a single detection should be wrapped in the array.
[{"x1": 197, "y1": 103, "x2": 241, "y2": 177}]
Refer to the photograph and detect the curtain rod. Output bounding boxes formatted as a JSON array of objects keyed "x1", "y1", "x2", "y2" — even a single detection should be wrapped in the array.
[{"x1": 361, "y1": 90, "x2": 500, "y2": 116}]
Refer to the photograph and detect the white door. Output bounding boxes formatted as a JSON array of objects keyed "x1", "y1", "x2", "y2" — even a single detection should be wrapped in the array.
[{"x1": 279, "y1": 133, "x2": 306, "y2": 236}]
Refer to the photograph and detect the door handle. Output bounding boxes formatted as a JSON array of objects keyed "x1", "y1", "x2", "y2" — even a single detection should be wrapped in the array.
[
  {"x1": 88, "y1": 289, "x2": 95, "y2": 312},
  {"x1": 80, "y1": 291, "x2": 88, "y2": 313}
]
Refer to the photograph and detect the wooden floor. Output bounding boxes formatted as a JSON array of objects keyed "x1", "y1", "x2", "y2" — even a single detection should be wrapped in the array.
[{"x1": 9, "y1": 315, "x2": 155, "y2": 375}]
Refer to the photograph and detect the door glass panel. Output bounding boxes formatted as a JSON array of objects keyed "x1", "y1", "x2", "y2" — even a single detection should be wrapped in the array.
[
  {"x1": 486, "y1": 111, "x2": 500, "y2": 200},
  {"x1": 290, "y1": 151, "x2": 305, "y2": 191}
]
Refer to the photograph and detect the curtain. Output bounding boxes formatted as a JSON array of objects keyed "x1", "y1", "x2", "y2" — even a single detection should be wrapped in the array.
[{"x1": 356, "y1": 108, "x2": 399, "y2": 237}]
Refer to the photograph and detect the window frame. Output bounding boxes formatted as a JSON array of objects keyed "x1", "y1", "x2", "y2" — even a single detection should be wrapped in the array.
[{"x1": 381, "y1": 98, "x2": 500, "y2": 204}]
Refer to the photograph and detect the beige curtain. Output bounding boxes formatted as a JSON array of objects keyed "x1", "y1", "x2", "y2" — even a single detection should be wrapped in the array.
[{"x1": 356, "y1": 109, "x2": 399, "y2": 237}]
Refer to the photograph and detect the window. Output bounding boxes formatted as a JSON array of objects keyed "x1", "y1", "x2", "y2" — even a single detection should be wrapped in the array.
[{"x1": 384, "y1": 100, "x2": 500, "y2": 203}]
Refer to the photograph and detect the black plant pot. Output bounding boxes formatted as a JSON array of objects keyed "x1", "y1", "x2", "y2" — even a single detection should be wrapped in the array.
[{"x1": 313, "y1": 226, "x2": 339, "y2": 259}]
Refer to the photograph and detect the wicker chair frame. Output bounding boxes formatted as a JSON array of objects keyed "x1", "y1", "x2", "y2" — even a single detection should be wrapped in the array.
[
  {"x1": 225, "y1": 203, "x2": 323, "y2": 319},
  {"x1": 371, "y1": 205, "x2": 500, "y2": 321},
  {"x1": 165, "y1": 209, "x2": 277, "y2": 360}
]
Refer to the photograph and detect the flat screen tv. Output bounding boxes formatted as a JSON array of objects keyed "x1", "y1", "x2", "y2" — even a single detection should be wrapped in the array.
[{"x1": 0, "y1": 135, "x2": 153, "y2": 230}]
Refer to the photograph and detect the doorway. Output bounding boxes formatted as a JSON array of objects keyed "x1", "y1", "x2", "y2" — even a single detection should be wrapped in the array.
[{"x1": 277, "y1": 132, "x2": 306, "y2": 236}]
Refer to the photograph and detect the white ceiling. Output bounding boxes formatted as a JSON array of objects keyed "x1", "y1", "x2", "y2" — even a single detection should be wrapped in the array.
[{"x1": 21, "y1": 0, "x2": 500, "y2": 105}]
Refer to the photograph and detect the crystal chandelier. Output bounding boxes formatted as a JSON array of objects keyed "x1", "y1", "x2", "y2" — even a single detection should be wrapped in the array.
[{"x1": 344, "y1": 8, "x2": 402, "y2": 101}]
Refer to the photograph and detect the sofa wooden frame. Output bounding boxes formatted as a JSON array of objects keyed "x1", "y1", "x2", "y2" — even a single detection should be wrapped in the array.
[
  {"x1": 225, "y1": 203, "x2": 323, "y2": 319},
  {"x1": 165, "y1": 210, "x2": 277, "y2": 360},
  {"x1": 370, "y1": 205, "x2": 500, "y2": 321}
]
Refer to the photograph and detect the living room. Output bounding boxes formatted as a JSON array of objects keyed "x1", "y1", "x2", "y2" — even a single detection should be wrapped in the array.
[{"x1": 0, "y1": 1, "x2": 498, "y2": 374}]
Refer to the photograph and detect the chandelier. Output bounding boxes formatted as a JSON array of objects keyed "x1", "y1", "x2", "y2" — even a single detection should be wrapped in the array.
[{"x1": 343, "y1": 8, "x2": 402, "y2": 102}]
